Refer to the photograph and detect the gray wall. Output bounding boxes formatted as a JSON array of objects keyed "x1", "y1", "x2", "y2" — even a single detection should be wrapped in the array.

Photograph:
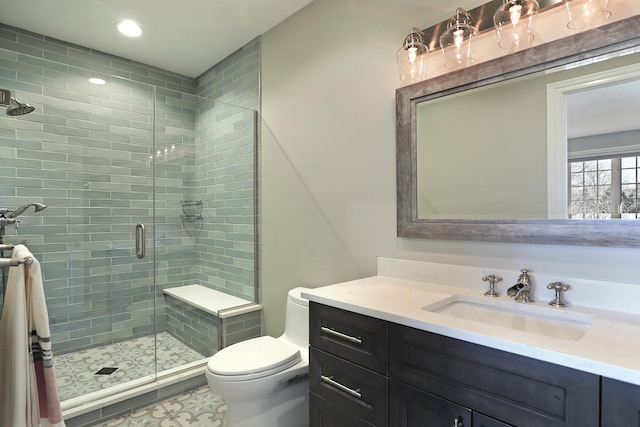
[{"x1": 0, "y1": 24, "x2": 259, "y2": 355}]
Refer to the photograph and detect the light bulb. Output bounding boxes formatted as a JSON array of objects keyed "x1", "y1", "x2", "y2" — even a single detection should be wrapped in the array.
[
  {"x1": 453, "y1": 29, "x2": 465, "y2": 49},
  {"x1": 408, "y1": 47, "x2": 418, "y2": 64},
  {"x1": 509, "y1": 4, "x2": 523, "y2": 26}
]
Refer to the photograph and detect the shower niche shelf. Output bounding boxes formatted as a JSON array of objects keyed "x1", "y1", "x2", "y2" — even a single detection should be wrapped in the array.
[{"x1": 181, "y1": 200, "x2": 203, "y2": 221}]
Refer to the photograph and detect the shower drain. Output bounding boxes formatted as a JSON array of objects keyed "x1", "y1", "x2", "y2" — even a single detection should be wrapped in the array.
[{"x1": 94, "y1": 367, "x2": 118, "y2": 375}]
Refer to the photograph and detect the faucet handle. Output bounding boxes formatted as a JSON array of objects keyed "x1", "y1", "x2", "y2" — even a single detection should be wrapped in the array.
[
  {"x1": 547, "y1": 282, "x2": 570, "y2": 307},
  {"x1": 482, "y1": 274, "x2": 502, "y2": 297},
  {"x1": 517, "y1": 269, "x2": 530, "y2": 284}
]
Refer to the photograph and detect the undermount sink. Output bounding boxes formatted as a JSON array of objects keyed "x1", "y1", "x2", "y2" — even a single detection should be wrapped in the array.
[{"x1": 423, "y1": 295, "x2": 593, "y2": 341}]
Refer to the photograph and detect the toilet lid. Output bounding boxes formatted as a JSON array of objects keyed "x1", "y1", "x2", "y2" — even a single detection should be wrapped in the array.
[{"x1": 207, "y1": 336, "x2": 301, "y2": 377}]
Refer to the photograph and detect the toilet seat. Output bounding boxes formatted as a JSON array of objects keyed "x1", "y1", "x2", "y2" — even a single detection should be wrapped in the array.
[{"x1": 207, "y1": 336, "x2": 301, "y2": 381}]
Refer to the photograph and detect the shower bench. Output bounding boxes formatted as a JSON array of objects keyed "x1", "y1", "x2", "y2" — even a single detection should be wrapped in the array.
[{"x1": 163, "y1": 284, "x2": 262, "y2": 357}]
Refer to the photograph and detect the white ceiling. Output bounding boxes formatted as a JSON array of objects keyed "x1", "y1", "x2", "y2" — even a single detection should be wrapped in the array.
[
  {"x1": 0, "y1": 0, "x2": 315, "y2": 77},
  {"x1": 0, "y1": 0, "x2": 490, "y2": 78}
]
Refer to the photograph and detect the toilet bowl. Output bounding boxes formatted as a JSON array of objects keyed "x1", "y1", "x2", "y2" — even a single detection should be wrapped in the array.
[{"x1": 206, "y1": 287, "x2": 310, "y2": 427}]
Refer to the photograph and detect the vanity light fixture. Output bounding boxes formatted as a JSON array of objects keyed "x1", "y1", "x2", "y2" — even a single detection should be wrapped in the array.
[
  {"x1": 440, "y1": 8, "x2": 478, "y2": 69},
  {"x1": 396, "y1": 0, "x2": 582, "y2": 82},
  {"x1": 397, "y1": 27, "x2": 428, "y2": 83},
  {"x1": 564, "y1": 0, "x2": 611, "y2": 30},
  {"x1": 116, "y1": 20, "x2": 143, "y2": 37},
  {"x1": 493, "y1": 0, "x2": 540, "y2": 50}
]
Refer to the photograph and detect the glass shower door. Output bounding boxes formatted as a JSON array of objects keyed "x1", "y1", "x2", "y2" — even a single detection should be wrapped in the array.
[{"x1": 46, "y1": 77, "x2": 159, "y2": 401}]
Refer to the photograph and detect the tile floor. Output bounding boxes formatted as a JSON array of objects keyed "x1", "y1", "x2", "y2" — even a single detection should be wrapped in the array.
[
  {"x1": 94, "y1": 386, "x2": 227, "y2": 427},
  {"x1": 56, "y1": 332, "x2": 206, "y2": 401}
]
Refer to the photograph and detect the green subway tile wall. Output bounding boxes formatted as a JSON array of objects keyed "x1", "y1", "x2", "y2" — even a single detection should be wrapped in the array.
[
  {"x1": 0, "y1": 24, "x2": 259, "y2": 357},
  {"x1": 194, "y1": 38, "x2": 260, "y2": 301}
]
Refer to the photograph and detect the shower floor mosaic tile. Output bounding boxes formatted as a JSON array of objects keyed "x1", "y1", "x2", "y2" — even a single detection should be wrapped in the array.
[
  {"x1": 55, "y1": 332, "x2": 207, "y2": 401},
  {"x1": 94, "y1": 386, "x2": 227, "y2": 427}
]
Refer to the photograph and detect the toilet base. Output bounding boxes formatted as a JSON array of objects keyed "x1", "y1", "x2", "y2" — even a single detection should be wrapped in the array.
[{"x1": 224, "y1": 376, "x2": 309, "y2": 427}]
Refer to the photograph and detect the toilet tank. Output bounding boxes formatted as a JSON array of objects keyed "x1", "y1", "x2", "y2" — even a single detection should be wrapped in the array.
[{"x1": 281, "y1": 287, "x2": 310, "y2": 349}]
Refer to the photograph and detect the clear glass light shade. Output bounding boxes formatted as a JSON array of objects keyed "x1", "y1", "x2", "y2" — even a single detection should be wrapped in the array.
[
  {"x1": 397, "y1": 28, "x2": 428, "y2": 83},
  {"x1": 493, "y1": 0, "x2": 539, "y2": 50},
  {"x1": 440, "y1": 8, "x2": 477, "y2": 69},
  {"x1": 564, "y1": 0, "x2": 611, "y2": 30}
]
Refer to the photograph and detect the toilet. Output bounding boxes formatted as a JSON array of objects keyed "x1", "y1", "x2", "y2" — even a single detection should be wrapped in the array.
[{"x1": 206, "y1": 287, "x2": 311, "y2": 427}]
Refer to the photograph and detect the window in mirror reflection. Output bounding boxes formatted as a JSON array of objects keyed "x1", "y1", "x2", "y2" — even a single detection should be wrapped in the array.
[{"x1": 570, "y1": 156, "x2": 640, "y2": 219}]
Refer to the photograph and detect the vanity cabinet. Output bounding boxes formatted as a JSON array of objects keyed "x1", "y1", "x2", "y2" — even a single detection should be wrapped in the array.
[
  {"x1": 601, "y1": 377, "x2": 640, "y2": 426},
  {"x1": 309, "y1": 302, "x2": 620, "y2": 427}
]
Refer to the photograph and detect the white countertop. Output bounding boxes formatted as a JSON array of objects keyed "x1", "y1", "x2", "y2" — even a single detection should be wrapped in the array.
[{"x1": 303, "y1": 274, "x2": 640, "y2": 386}]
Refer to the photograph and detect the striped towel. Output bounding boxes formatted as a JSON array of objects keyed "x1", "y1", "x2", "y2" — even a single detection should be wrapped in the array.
[{"x1": 0, "y1": 244, "x2": 65, "y2": 426}]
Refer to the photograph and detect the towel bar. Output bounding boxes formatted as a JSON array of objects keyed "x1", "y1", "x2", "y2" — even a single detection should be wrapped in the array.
[{"x1": 0, "y1": 257, "x2": 33, "y2": 268}]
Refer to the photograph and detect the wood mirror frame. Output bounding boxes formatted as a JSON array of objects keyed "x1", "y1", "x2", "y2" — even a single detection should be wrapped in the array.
[{"x1": 397, "y1": 15, "x2": 640, "y2": 247}]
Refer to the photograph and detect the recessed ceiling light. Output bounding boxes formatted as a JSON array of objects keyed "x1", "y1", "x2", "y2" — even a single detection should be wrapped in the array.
[
  {"x1": 88, "y1": 77, "x2": 106, "y2": 85},
  {"x1": 116, "y1": 20, "x2": 143, "y2": 37}
]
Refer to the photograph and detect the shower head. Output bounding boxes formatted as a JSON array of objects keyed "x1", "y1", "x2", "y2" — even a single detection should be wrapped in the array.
[
  {"x1": 6, "y1": 202, "x2": 48, "y2": 219},
  {"x1": 6, "y1": 97, "x2": 35, "y2": 116}
]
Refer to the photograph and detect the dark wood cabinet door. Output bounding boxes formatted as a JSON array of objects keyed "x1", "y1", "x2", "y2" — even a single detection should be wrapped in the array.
[
  {"x1": 389, "y1": 324, "x2": 599, "y2": 427},
  {"x1": 601, "y1": 377, "x2": 640, "y2": 426},
  {"x1": 389, "y1": 379, "x2": 472, "y2": 427}
]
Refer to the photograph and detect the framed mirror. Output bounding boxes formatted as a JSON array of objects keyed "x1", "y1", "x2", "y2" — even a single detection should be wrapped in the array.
[{"x1": 397, "y1": 14, "x2": 640, "y2": 247}]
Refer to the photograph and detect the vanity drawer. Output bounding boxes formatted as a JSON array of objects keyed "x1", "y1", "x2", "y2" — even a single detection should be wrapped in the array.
[
  {"x1": 310, "y1": 302, "x2": 388, "y2": 374},
  {"x1": 310, "y1": 347, "x2": 388, "y2": 427},
  {"x1": 388, "y1": 323, "x2": 599, "y2": 427},
  {"x1": 474, "y1": 412, "x2": 514, "y2": 427},
  {"x1": 310, "y1": 394, "x2": 376, "y2": 427}
]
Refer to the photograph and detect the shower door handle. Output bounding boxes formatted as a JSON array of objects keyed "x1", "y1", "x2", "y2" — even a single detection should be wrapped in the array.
[{"x1": 135, "y1": 223, "x2": 146, "y2": 259}]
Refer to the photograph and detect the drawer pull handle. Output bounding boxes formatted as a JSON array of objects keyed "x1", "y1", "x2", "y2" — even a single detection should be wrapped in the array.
[
  {"x1": 320, "y1": 375, "x2": 362, "y2": 399},
  {"x1": 321, "y1": 327, "x2": 362, "y2": 345}
]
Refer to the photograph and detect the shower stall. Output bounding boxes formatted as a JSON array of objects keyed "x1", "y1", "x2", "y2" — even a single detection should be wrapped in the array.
[{"x1": 0, "y1": 28, "x2": 260, "y2": 417}]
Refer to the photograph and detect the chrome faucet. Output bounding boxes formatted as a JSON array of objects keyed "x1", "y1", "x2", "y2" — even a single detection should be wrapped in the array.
[{"x1": 507, "y1": 269, "x2": 534, "y2": 303}]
